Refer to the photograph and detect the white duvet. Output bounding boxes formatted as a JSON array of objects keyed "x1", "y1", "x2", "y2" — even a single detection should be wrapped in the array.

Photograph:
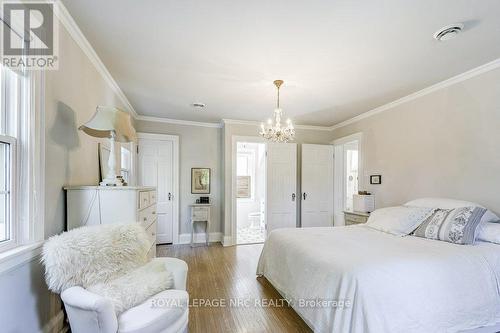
[{"x1": 256, "y1": 226, "x2": 500, "y2": 333}]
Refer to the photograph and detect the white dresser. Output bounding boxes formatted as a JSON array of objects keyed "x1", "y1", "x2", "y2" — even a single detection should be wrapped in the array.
[{"x1": 65, "y1": 186, "x2": 157, "y2": 258}]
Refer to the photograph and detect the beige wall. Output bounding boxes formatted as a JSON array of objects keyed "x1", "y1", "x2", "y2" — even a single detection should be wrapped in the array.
[
  {"x1": 135, "y1": 120, "x2": 223, "y2": 236},
  {"x1": 0, "y1": 20, "x2": 127, "y2": 332},
  {"x1": 331, "y1": 66, "x2": 500, "y2": 216},
  {"x1": 223, "y1": 123, "x2": 333, "y2": 239}
]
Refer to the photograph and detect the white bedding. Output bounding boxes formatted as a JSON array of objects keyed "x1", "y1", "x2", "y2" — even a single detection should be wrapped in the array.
[{"x1": 256, "y1": 226, "x2": 500, "y2": 333}]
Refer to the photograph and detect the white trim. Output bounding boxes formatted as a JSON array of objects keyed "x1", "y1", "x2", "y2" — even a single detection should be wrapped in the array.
[
  {"x1": 222, "y1": 235, "x2": 232, "y2": 247},
  {"x1": 332, "y1": 132, "x2": 363, "y2": 145},
  {"x1": 330, "y1": 57, "x2": 500, "y2": 130},
  {"x1": 136, "y1": 115, "x2": 222, "y2": 128},
  {"x1": 178, "y1": 232, "x2": 222, "y2": 245},
  {"x1": 137, "y1": 133, "x2": 180, "y2": 244},
  {"x1": 33, "y1": 71, "x2": 45, "y2": 243},
  {"x1": 230, "y1": 135, "x2": 266, "y2": 247},
  {"x1": 222, "y1": 118, "x2": 332, "y2": 131},
  {"x1": 53, "y1": 1, "x2": 138, "y2": 118},
  {"x1": 0, "y1": 241, "x2": 43, "y2": 275}
]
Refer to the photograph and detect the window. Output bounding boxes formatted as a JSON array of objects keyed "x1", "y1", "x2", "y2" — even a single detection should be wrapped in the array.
[
  {"x1": 120, "y1": 145, "x2": 131, "y2": 184},
  {"x1": 237, "y1": 151, "x2": 255, "y2": 199},
  {"x1": 0, "y1": 65, "x2": 23, "y2": 250},
  {"x1": 344, "y1": 141, "x2": 359, "y2": 211},
  {"x1": 0, "y1": 62, "x2": 44, "y2": 254}
]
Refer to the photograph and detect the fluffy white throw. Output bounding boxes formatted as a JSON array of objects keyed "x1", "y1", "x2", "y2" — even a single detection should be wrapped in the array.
[
  {"x1": 88, "y1": 259, "x2": 174, "y2": 314},
  {"x1": 42, "y1": 224, "x2": 151, "y2": 293}
]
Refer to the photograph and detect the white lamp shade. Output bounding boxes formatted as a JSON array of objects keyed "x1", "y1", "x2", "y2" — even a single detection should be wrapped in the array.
[{"x1": 79, "y1": 106, "x2": 136, "y2": 143}]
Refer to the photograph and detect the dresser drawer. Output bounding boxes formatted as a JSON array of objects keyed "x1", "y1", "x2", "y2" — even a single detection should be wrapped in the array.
[
  {"x1": 139, "y1": 191, "x2": 150, "y2": 209},
  {"x1": 139, "y1": 205, "x2": 156, "y2": 228},
  {"x1": 192, "y1": 208, "x2": 209, "y2": 221},
  {"x1": 145, "y1": 221, "x2": 157, "y2": 246},
  {"x1": 149, "y1": 191, "x2": 157, "y2": 205},
  {"x1": 345, "y1": 214, "x2": 368, "y2": 225}
]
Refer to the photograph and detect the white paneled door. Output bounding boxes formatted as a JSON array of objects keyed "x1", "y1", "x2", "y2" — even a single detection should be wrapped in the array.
[
  {"x1": 266, "y1": 143, "x2": 297, "y2": 233},
  {"x1": 138, "y1": 136, "x2": 175, "y2": 244},
  {"x1": 301, "y1": 144, "x2": 334, "y2": 227}
]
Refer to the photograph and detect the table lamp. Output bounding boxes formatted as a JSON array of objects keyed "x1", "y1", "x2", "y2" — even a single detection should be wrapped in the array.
[{"x1": 79, "y1": 106, "x2": 136, "y2": 186}]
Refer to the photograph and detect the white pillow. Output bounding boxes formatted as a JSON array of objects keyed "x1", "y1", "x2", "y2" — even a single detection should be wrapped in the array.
[
  {"x1": 365, "y1": 206, "x2": 435, "y2": 236},
  {"x1": 404, "y1": 197, "x2": 500, "y2": 224},
  {"x1": 477, "y1": 222, "x2": 500, "y2": 244}
]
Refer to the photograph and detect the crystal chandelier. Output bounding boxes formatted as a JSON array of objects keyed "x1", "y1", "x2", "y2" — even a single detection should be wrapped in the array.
[{"x1": 259, "y1": 80, "x2": 295, "y2": 143}]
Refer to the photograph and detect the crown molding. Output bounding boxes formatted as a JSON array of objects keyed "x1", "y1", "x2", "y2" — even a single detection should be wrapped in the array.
[
  {"x1": 330, "y1": 57, "x2": 500, "y2": 130},
  {"x1": 136, "y1": 115, "x2": 222, "y2": 128},
  {"x1": 221, "y1": 119, "x2": 332, "y2": 131},
  {"x1": 54, "y1": 1, "x2": 138, "y2": 118}
]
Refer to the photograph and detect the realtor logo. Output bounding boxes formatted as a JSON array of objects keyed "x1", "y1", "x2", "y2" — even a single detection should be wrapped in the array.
[{"x1": 1, "y1": 1, "x2": 59, "y2": 70}]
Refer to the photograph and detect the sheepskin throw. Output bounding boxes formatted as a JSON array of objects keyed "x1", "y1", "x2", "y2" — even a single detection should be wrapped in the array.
[
  {"x1": 42, "y1": 224, "x2": 151, "y2": 293},
  {"x1": 88, "y1": 259, "x2": 174, "y2": 314}
]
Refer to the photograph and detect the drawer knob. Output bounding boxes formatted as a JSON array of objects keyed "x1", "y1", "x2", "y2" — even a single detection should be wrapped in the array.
[
  {"x1": 143, "y1": 217, "x2": 147, "y2": 221},
  {"x1": 152, "y1": 211, "x2": 156, "y2": 215}
]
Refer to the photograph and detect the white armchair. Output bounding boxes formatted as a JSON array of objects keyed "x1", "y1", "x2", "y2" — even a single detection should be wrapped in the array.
[
  {"x1": 61, "y1": 257, "x2": 188, "y2": 333},
  {"x1": 42, "y1": 224, "x2": 189, "y2": 333}
]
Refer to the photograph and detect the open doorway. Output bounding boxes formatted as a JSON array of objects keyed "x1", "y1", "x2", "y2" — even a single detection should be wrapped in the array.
[
  {"x1": 236, "y1": 142, "x2": 266, "y2": 244},
  {"x1": 333, "y1": 133, "x2": 363, "y2": 225}
]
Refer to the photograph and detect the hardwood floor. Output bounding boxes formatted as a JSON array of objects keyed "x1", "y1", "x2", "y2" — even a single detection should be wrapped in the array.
[{"x1": 157, "y1": 243, "x2": 312, "y2": 333}]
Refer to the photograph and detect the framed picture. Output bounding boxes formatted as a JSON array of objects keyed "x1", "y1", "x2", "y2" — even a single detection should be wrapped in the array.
[
  {"x1": 236, "y1": 176, "x2": 251, "y2": 198},
  {"x1": 191, "y1": 168, "x2": 211, "y2": 194},
  {"x1": 370, "y1": 175, "x2": 382, "y2": 185}
]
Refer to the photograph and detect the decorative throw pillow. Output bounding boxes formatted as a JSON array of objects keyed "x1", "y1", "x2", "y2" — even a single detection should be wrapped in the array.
[
  {"x1": 413, "y1": 206, "x2": 486, "y2": 245},
  {"x1": 88, "y1": 259, "x2": 174, "y2": 314},
  {"x1": 365, "y1": 206, "x2": 436, "y2": 236}
]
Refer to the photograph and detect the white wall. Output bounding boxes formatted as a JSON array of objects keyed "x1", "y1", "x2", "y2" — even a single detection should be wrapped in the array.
[
  {"x1": 0, "y1": 17, "x2": 128, "y2": 333},
  {"x1": 134, "y1": 120, "x2": 223, "y2": 236},
  {"x1": 331, "y1": 65, "x2": 500, "y2": 215}
]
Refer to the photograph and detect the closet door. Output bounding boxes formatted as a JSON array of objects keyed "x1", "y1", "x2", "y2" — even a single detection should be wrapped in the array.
[
  {"x1": 301, "y1": 144, "x2": 334, "y2": 227},
  {"x1": 138, "y1": 138, "x2": 174, "y2": 244},
  {"x1": 266, "y1": 143, "x2": 297, "y2": 233}
]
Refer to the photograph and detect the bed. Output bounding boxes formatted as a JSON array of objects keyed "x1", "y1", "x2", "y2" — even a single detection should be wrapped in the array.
[{"x1": 256, "y1": 225, "x2": 500, "y2": 333}]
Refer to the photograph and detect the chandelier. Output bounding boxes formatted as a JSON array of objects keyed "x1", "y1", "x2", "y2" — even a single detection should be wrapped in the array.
[{"x1": 259, "y1": 80, "x2": 295, "y2": 143}]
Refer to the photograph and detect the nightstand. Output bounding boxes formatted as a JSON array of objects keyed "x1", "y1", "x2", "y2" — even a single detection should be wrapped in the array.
[
  {"x1": 190, "y1": 204, "x2": 211, "y2": 247},
  {"x1": 344, "y1": 210, "x2": 370, "y2": 225}
]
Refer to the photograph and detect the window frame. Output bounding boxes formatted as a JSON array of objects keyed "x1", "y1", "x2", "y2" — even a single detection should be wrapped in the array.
[
  {"x1": 0, "y1": 134, "x2": 16, "y2": 252},
  {"x1": 236, "y1": 149, "x2": 256, "y2": 201},
  {"x1": 0, "y1": 66, "x2": 44, "y2": 258}
]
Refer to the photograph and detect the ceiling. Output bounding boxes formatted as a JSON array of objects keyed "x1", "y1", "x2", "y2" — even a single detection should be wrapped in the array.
[{"x1": 62, "y1": 0, "x2": 500, "y2": 126}]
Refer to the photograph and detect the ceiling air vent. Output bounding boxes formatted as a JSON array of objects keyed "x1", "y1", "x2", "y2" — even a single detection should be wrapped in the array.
[{"x1": 433, "y1": 23, "x2": 464, "y2": 41}]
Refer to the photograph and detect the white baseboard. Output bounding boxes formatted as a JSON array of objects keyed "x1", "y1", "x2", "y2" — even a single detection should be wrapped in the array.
[
  {"x1": 42, "y1": 309, "x2": 67, "y2": 333},
  {"x1": 222, "y1": 235, "x2": 233, "y2": 247},
  {"x1": 178, "y1": 232, "x2": 222, "y2": 245}
]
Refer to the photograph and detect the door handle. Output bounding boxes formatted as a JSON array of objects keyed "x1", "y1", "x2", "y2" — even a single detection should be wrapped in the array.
[
  {"x1": 303, "y1": 193, "x2": 307, "y2": 200},
  {"x1": 168, "y1": 193, "x2": 172, "y2": 201},
  {"x1": 292, "y1": 193, "x2": 296, "y2": 201}
]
